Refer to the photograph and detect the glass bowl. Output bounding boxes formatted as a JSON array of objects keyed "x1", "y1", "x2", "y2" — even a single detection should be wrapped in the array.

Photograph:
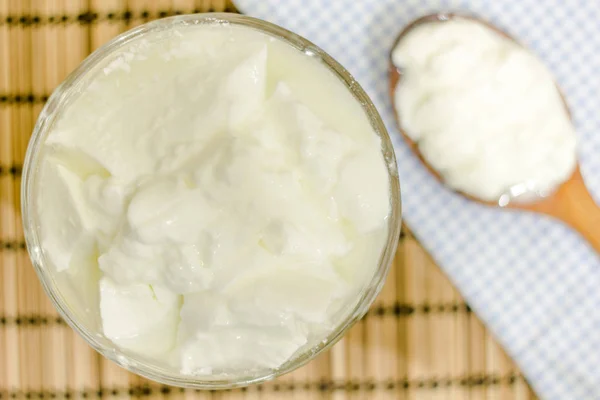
[{"x1": 21, "y1": 13, "x2": 401, "y2": 390}]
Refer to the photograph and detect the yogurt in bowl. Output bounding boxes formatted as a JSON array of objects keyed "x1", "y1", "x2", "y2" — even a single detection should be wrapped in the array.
[{"x1": 22, "y1": 13, "x2": 400, "y2": 388}]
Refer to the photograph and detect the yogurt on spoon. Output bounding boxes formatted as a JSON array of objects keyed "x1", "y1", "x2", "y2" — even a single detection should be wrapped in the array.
[{"x1": 391, "y1": 16, "x2": 577, "y2": 202}]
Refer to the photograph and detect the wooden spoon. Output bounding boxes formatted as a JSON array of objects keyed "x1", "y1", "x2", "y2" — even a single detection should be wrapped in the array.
[{"x1": 389, "y1": 13, "x2": 600, "y2": 253}]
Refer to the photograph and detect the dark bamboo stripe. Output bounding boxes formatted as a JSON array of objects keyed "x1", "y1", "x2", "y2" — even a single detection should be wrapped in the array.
[
  {"x1": 0, "y1": 164, "x2": 23, "y2": 177},
  {"x1": 0, "y1": 94, "x2": 48, "y2": 105},
  {"x1": 0, "y1": 315, "x2": 65, "y2": 327},
  {"x1": 0, "y1": 241, "x2": 26, "y2": 251},
  {"x1": 366, "y1": 302, "x2": 471, "y2": 317},
  {"x1": 0, "y1": 374, "x2": 524, "y2": 397},
  {"x1": 0, "y1": 302, "x2": 471, "y2": 328},
  {"x1": 0, "y1": 9, "x2": 238, "y2": 27}
]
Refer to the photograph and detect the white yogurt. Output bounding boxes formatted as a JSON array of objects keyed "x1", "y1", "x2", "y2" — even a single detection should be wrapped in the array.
[
  {"x1": 392, "y1": 18, "x2": 577, "y2": 202},
  {"x1": 36, "y1": 23, "x2": 391, "y2": 375}
]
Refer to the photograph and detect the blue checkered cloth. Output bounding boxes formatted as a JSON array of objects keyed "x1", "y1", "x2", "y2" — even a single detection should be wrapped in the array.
[{"x1": 235, "y1": 1, "x2": 600, "y2": 399}]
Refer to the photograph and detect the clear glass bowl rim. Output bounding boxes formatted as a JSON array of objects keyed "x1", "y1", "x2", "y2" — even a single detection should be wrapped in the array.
[{"x1": 21, "y1": 12, "x2": 402, "y2": 390}]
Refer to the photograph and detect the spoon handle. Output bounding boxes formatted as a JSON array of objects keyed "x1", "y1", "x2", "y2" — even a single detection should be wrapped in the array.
[{"x1": 546, "y1": 169, "x2": 600, "y2": 254}]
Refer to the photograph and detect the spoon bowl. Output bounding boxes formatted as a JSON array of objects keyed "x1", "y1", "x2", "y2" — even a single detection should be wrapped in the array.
[{"x1": 389, "y1": 13, "x2": 600, "y2": 252}]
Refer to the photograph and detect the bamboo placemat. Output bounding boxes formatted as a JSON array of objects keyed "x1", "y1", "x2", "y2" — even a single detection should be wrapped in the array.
[{"x1": 0, "y1": 1, "x2": 539, "y2": 399}]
